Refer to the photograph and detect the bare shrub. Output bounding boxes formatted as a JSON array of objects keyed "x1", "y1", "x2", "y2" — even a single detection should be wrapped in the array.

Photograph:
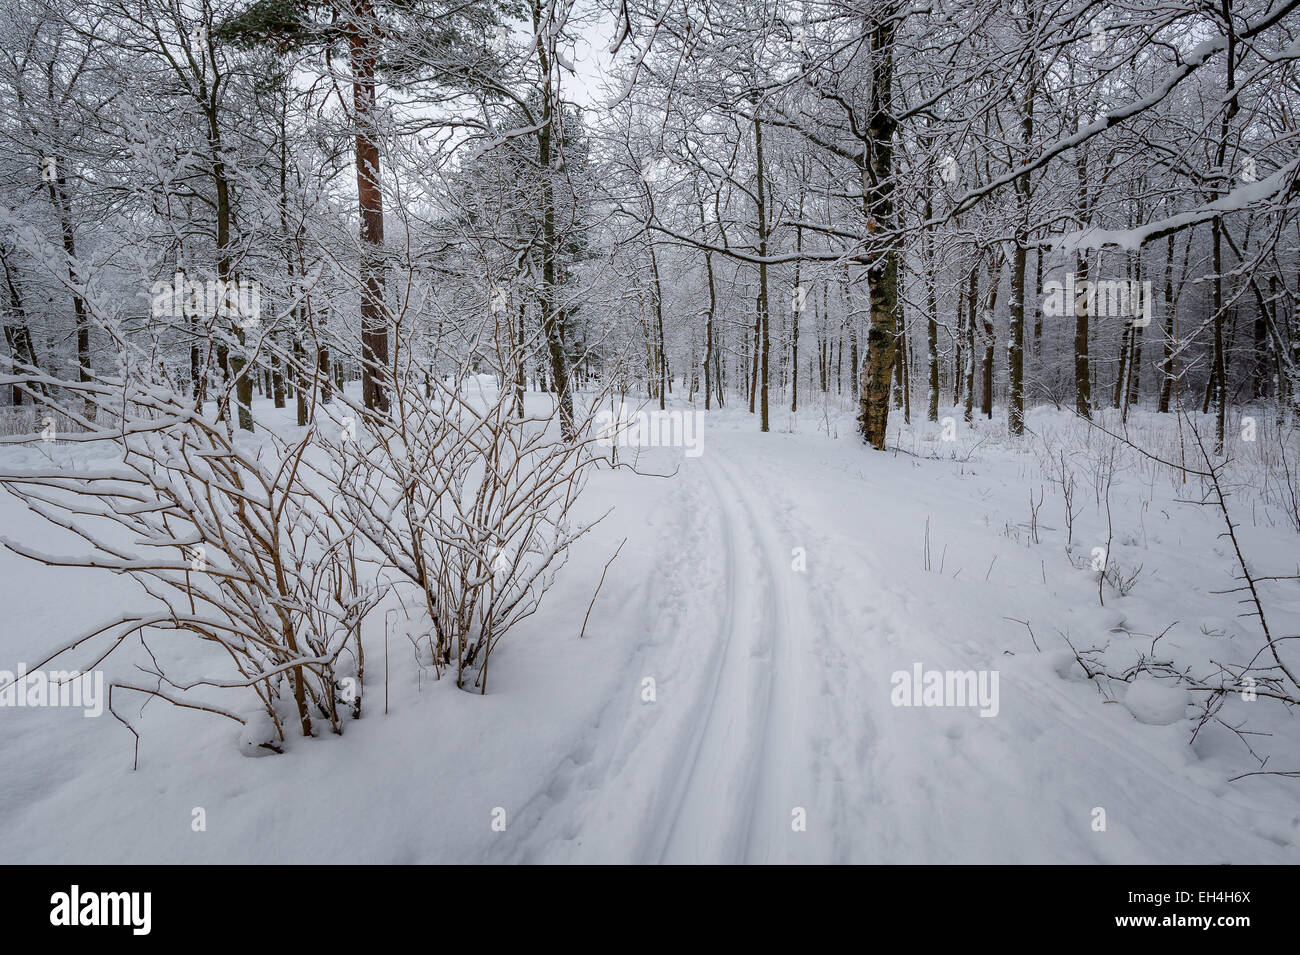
[
  {"x1": 0, "y1": 369, "x2": 381, "y2": 757},
  {"x1": 315, "y1": 336, "x2": 610, "y2": 693}
]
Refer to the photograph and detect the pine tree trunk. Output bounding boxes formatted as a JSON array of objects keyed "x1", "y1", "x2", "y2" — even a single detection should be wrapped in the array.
[{"x1": 350, "y1": 0, "x2": 389, "y2": 417}]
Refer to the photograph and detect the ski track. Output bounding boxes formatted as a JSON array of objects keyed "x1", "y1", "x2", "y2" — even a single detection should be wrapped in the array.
[
  {"x1": 649, "y1": 446, "x2": 800, "y2": 864},
  {"x1": 497, "y1": 431, "x2": 863, "y2": 864},
  {"x1": 494, "y1": 428, "x2": 1299, "y2": 865}
]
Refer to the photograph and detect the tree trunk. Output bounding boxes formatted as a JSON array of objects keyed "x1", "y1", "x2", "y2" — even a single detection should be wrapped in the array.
[
  {"x1": 350, "y1": 0, "x2": 390, "y2": 417},
  {"x1": 791, "y1": 216, "x2": 803, "y2": 415},
  {"x1": 953, "y1": 282, "x2": 964, "y2": 407},
  {"x1": 649, "y1": 241, "x2": 667, "y2": 412},
  {"x1": 515, "y1": 299, "x2": 526, "y2": 417},
  {"x1": 924, "y1": 193, "x2": 939, "y2": 421},
  {"x1": 1074, "y1": 250, "x2": 1092, "y2": 418},
  {"x1": 964, "y1": 264, "x2": 977, "y2": 423},
  {"x1": 293, "y1": 331, "x2": 308, "y2": 426},
  {"x1": 856, "y1": 7, "x2": 900, "y2": 450},
  {"x1": 704, "y1": 250, "x2": 716, "y2": 411},
  {"x1": 980, "y1": 253, "x2": 1000, "y2": 420},
  {"x1": 1008, "y1": 55, "x2": 1035, "y2": 437},
  {"x1": 531, "y1": 3, "x2": 575, "y2": 440},
  {"x1": 1113, "y1": 324, "x2": 1131, "y2": 409},
  {"x1": 0, "y1": 246, "x2": 42, "y2": 403},
  {"x1": 271, "y1": 346, "x2": 286, "y2": 408},
  {"x1": 45, "y1": 171, "x2": 93, "y2": 421},
  {"x1": 1157, "y1": 232, "x2": 1177, "y2": 412},
  {"x1": 752, "y1": 107, "x2": 771, "y2": 433}
]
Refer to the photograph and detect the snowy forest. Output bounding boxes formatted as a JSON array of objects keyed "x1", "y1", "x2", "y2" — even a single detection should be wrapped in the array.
[{"x1": 0, "y1": 0, "x2": 1299, "y2": 866}]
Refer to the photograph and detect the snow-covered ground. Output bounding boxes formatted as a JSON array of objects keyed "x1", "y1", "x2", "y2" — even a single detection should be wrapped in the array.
[{"x1": 1, "y1": 388, "x2": 1297, "y2": 863}]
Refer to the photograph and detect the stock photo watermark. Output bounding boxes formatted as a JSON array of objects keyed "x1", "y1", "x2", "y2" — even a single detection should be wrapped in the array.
[
  {"x1": 0, "y1": 665, "x2": 104, "y2": 717},
  {"x1": 595, "y1": 404, "x2": 705, "y2": 457},
  {"x1": 150, "y1": 273, "x2": 262, "y2": 327},
  {"x1": 890, "y1": 663, "x2": 1000, "y2": 718},
  {"x1": 50, "y1": 886, "x2": 151, "y2": 935},
  {"x1": 1041, "y1": 273, "x2": 1152, "y2": 327}
]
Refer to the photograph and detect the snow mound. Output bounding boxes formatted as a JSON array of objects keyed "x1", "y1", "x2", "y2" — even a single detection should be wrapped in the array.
[
  {"x1": 237, "y1": 713, "x2": 283, "y2": 757},
  {"x1": 1123, "y1": 676, "x2": 1190, "y2": 725}
]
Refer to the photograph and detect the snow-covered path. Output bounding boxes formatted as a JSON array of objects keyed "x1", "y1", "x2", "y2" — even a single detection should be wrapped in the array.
[
  {"x1": 490, "y1": 415, "x2": 1300, "y2": 864},
  {"x1": 646, "y1": 447, "x2": 813, "y2": 863}
]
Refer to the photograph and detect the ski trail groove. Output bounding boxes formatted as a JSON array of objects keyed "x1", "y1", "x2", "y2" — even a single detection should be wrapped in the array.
[
  {"x1": 649, "y1": 444, "x2": 825, "y2": 863},
  {"x1": 646, "y1": 450, "x2": 779, "y2": 862}
]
